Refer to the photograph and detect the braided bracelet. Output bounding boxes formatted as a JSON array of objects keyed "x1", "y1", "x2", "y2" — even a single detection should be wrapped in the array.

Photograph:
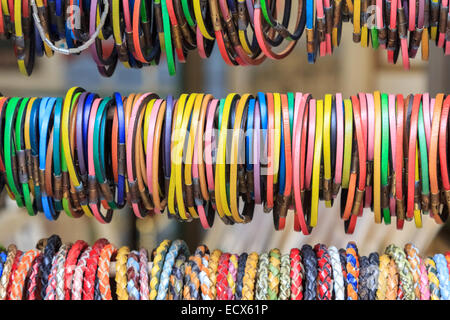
[
  {"x1": 71, "y1": 246, "x2": 92, "y2": 300},
  {"x1": 45, "y1": 244, "x2": 69, "y2": 300},
  {"x1": 97, "y1": 243, "x2": 117, "y2": 300},
  {"x1": 418, "y1": 256, "x2": 430, "y2": 300},
  {"x1": 227, "y1": 253, "x2": 239, "y2": 300},
  {"x1": 255, "y1": 253, "x2": 269, "y2": 300},
  {"x1": 139, "y1": 248, "x2": 150, "y2": 300},
  {"x1": 404, "y1": 243, "x2": 422, "y2": 299},
  {"x1": 314, "y1": 244, "x2": 333, "y2": 300},
  {"x1": 385, "y1": 244, "x2": 415, "y2": 300},
  {"x1": 64, "y1": 240, "x2": 88, "y2": 300},
  {"x1": 157, "y1": 240, "x2": 189, "y2": 300},
  {"x1": 367, "y1": 253, "x2": 379, "y2": 300},
  {"x1": 328, "y1": 246, "x2": 344, "y2": 300},
  {"x1": 376, "y1": 254, "x2": 390, "y2": 300},
  {"x1": 242, "y1": 252, "x2": 258, "y2": 300},
  {"x1": 216, "y1": 253, "x2": 231, "y2": 300},
  {"x1": 358, "y1": 256, "x2": 370, "y2": 300},
  {"x1": 115, "y1": 246, "x2": 130, "y2": 300},
  {"x1": 40, "y1": 235, "x2": 62, "y2": 299},
  {"x1": 6, "y1": 250, "x2": 22, "y2": 299},
  {"x1": 9, "y1": 249, "x2": 39, "y2": 300},
  {"x1": 192, "y1": 246, "x2": 213, "y2": 300},
  {"x1": 25, "y1": 254, "x2": 43, "y2": 300},
  {"x1": 338, "y1": 248, "x2": 348, "y2": 299},
  {"x1": 169, "y1": 254, "x2": 186, "y2": 300},
  {"x1": 386, "y1": 257, "x2": 399, "y2": 300},
  {"x1": 126, "y1": 250, "x2": 141, "y2": 300},
  {"x1": 83, "y1": 238, "x2": 109, "y2": 300},
  {"x1": 346, "y1": 242, "x2": 359, "y2": 300},
  {"x1": 207, "y1": 249, "x2": 222, "y2": 299},
  {"x1": 278, "y1": 254, "x2": 291, "y2": 300},
  {"x1": 301, "y1": 244, "x2": 317, "y2": 300},
  {"x1": 425, "y1": 257, "x2": 440, "y2": 300},
  {"x1": 0, "y1": 251, "x2": 7, "y2": 279},
  {"x1": 267, "y1": 249, "x2": 281, "y2": 300},
  {"x1": 0, "y1": 244, "x2": 17, "y2": 300},
  {"x1": 235, "y1": 253, "x2": 248, "y2": 300},
  {"x1": 149, "y1": 240, "x2": 171, "y2": 300},
  {"x1": 433, "y1": 254, "x2": 450, "y2": 300}
]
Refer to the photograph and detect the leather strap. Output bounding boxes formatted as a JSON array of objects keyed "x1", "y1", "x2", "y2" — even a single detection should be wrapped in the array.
[
  {"x1": 310, "y1": 99, "x2": 324, "y2": 227},
  {"x1": 373, "y1": 91, "x2": 382, "y2": 223},
  {"x1": 396, "y1": 94, "x2": 406, "y2": 229},
  {"x1": 381, "y1": 93, "x2": 391, "y2": 224},
  {"x1": 438, "y1": 95, "x2": 450, "y2": 223},
  {"x1": 323, "y1": 94, "x2": 332, "y2": 206}
]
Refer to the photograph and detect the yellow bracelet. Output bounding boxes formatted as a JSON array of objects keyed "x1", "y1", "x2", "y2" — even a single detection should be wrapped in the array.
[
  {"x1": 193, "y1": 0, "x2": 215, "y2": 40},
  {"x1": 143, "y1": 99, "x2": 156, "y2": 148},
  {"x1": 184, "y1": 94, "x2": 204, "y2": 218},
  {"x1": 112, "y1": 0, "x2": 131, "y2": 68},
  {"x1": 208, "y1": 249, "x2": 222, "y2": 299},
  {"x1": 168, "y1": 94, "x2": 188, "y2": 216},
  {"x1": 323, "y1": 94, "x2": 332, "y2": 207},
  {"x1": 242, "y1": 252, "x2": 259, "y2": 300},
  {"x1": 175, "y1": 94, "x2": 197, "y2": 220},
  {"x1": 353, "y1": 0, "x2": 361, "y2": 42},
  {"x1": 342, "y1": 99, "x2": 353, "y2": 188},
  {"x1": 149, "y1": 240, "x2": 172, "y2": 300},
  {"x1": 230, "y1": 94, "x2": 251, "y2": 223},
  {"x1": 115, "y1": 246, "x2": 130, "y2": 300},
  {"x1": 273, "y1": 93, "x2": 281, "y2": 184},
  {"x1": 215, "y1": 94, "x2": 237, "y2": 218},
  {"x1": 310, "y1": 99, "x2": 324, "y2": 227},
  {"x1": 62, "y1": 87, "x2": 93, "y2": 217},
  {"x1": 373, "y1": 91, "x2": 382, "y2": 223}
]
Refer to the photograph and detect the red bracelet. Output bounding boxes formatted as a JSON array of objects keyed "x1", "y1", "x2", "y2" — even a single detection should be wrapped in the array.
[
  {"x1": 64, "y1": 240, "x2": 88, "y2": 300},
  {"x1": 289, "y1": 248, "x2": 304, "y2": 300},
  {"x1": 314, "y1": 244, "x2": 333, "y2": 300},
  {"x1": 25, "y1": 254, "x2": 43, "y2": 300},
  {"x1": 216, "y1": 253, "x2": 230, "y2": 300},
  {"x1": 82, "y1": 238, "x2": 109, "y2": 300},
  {"x1": 395, "y1": 94, "x2": 405, "y2": 229},
  {"x1": 6, "y1": 250, "x2": 22, "y2": 300}
]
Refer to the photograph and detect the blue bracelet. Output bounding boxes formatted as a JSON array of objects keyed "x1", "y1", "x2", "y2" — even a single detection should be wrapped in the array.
[
  {"x1": 53, "y1": 98, "x2": 63, "y2": 211},
  {"x1": 246, "y1": 98, "x2": 255, "y2": 172},
  {"x1": 126, "y1": 251, "x2": 141, "y2": 300},
  {"x1": 39, "y1": 98, "x2": 59, "y2": 221},
  {"x1": 156, "y1": 239, "x2": 190, "y2": 300},
  {"x1": 434, "y1": 253, "x2": 450, "y2": 300}
]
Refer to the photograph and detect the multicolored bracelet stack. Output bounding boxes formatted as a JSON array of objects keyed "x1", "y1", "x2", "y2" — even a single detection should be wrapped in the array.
[
  {"x1": 0, "y1": 89, "x2": 449, "y2": 234},
  {"x1": 0, "y1": 235, "x2": 449, "y2": 300},
  {"x1": 1, "y1": 0, "x2": 449, "y2": 76}
]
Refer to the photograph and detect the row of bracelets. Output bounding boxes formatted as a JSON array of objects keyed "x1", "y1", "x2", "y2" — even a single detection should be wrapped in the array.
[
  {"x1": 0, "y1": 89, "x2": 450, "y2": 234},
  {"x1": 0, "y1": 234, "x2": 449, "y2": 300},
  {"x1": 1, "y1": 0, "x2": 449, "y2": 77}
]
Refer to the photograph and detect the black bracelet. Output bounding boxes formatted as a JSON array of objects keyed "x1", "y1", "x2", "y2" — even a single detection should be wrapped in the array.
[
  {"x1": 235, "y1": 252, "x2": 248, "y2": 300},
  {"x1": 368, "y1": 252, "x2": 380, "y2": 300},
  {"x1": 39, "y1": 234, "x2": 62, "y2": 298},
  {"x1": 301, "y1": 244, "x2": 317, "y2": 300},
  {"x1": 358, "y1": 255, "x2": 370, "y2": 300},
  {"x1": 338, "y1": 248, "x2": 348, "y2": 299}
]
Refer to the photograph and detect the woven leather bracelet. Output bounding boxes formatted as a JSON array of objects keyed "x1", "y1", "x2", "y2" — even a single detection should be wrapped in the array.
[
  {"x1": 255, "y1": 252, "x2": 269, "y2": 300},
  {"x1": 301, "y1": 244, "x2": 317, "y2": 300},
  {"x1": 314, "y1": 243, "x2": 333, "y2": 300},
  {"x1": 235, "y1": 252, "x2": 248, "y2": 300},
  {"x1": 267, "y1": 248, "x2": 281, "y2": 300},
  {"x1": 97, "y1": 243, "x2": 117, "y2": 300},
  {"x1": 278, "y1": 253, "x2": 291, "y2": 300},
  {"x1": 289, "y1": 248, "x2": 304, "y2": 300},
  {"x1": 83, "y1": 238, "x2": 109, "y2": 300},
  {"x1": 241, "y1": 252, "x2": 258, "y2": 300},
  {"x1": 40, "y1": 235, "x2": 62, "y2": 299},
  {"x1": 126, "y1": 250, "x2": 141, "y2": 300},
  {"x1": 346, "y1": 242, "x2": 359, "y2": 300},
  {"x1": 139, "y1": 248, "x2": 150, "y2": 300},
  {"x1": 385, "y1": 244, "x2": 415, "y2": 300},
  {"x1": 404, "y1": 243, "x2": 422, "y2": 299}
]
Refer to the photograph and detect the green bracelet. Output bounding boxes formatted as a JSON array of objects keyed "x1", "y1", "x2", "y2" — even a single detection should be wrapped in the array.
[
  {"x1": 160, "y1": 0, "x2": 176, "y2": 76},
  {"x1": 4, "y1": 97, "x2": 24, "y2": 208},
  {"x1": 15, "y1": 97, "x2": 34, "y2": 215},
  {"x1": 417, "y1": 103, "x2": 430, "y2": 213},
  {"x1": 381, "y1": 93, "x2": 390, "y2": 224}
]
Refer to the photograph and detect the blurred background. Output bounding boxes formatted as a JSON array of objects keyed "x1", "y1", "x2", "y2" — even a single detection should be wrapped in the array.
[{"x1": 0, "y1": 22, "x2": 449, "y2": 256}]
